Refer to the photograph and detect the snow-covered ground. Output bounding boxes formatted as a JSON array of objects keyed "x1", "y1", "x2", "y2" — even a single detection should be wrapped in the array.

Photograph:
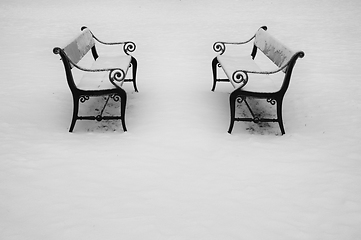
[{"x1": 1, "y1": 0, "x2": 361, "y2": 239}]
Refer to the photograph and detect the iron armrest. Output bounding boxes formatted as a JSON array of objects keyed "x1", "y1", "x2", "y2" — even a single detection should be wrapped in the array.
[
  {"x1": 232, "y1": 65, "x2": 287, "y2": 86},
  {"x1": 81, "y1": 26, "x2": 136, "y2": 55},
  {"x1": 213, "y1": 26, "x2": 267, "y2": 55}
]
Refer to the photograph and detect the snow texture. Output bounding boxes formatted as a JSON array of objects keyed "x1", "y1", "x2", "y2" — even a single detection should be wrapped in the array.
[{"x1": 1, "y1": 0, "x2": 361, "y2": 239}]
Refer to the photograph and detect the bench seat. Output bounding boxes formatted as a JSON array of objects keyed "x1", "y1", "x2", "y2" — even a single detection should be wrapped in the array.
[
  {"x1": 78, "y1": 55, "x2": 132, "y2": 90},
  {"x1": 217, "y1": 55, "x2": 282, "y2": 93}
]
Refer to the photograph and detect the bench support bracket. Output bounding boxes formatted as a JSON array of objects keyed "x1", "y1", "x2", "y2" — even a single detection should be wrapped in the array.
[
  {"x1": 228, "y1": 93, "x2": 285, "y2": 135},
  {"x1": 211, "y1": 57, "x2": 230, "y2": 91},
  {"x1": 69, "y1": 91, "x2": 127, "y2": 132}
]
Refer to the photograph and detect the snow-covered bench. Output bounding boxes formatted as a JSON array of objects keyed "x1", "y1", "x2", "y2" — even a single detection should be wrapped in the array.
[
  {"x1": 53, "y1": 26, "x2": 138, "y2": 132},
  {"x1": 211, "y1": 26, "x2": 304, "y2": 135}
]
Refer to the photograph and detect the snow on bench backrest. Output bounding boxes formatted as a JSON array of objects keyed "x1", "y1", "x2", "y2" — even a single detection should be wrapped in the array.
[
  {"x1": 254, "y1": 28, "x2": 294, "y2": 70},
  {"x1": 63, "y1": 29, "x2": 95, "y2": 65}
]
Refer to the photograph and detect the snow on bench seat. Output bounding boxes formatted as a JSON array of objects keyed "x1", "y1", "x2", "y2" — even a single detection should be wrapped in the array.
[
  {"x1": 77, "y1": 55, "x2": 132, "y2": 90},
  {"x1": 217, "y1": 54, "x2": 282, "y2": 93}
]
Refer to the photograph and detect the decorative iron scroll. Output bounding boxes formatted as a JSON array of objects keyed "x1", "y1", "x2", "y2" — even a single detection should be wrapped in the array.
[
  {"x1": 232, "y1": 70, "x2": 248, "y2": 86},
  {"x1": 111, "y1": 94, "x2": 121, "y2": 102},
  {"x1": 267, "y1": 98, "x2": 276, "y2": 105},
  {"x1": 53, "y1": 47, "x2": 61, "y2": 55},
  {"x1": 80, "y1": 95, "x2": 90, "y2": 103},
  {"x1": 213, "y1": 42, "x2": 226, "y2": 55},
  {"x1": 123, "y1": 42, "x2": 136, "y2": 55},
  {"x1": 109, "y1": 69, "x2": 125, "y2": 83},
  {"x1": 236, "y1": 96, "x2": 245, "y2": 104}
]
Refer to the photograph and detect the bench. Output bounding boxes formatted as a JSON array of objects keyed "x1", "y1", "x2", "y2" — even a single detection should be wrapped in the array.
[
  {"x1": 53, "y1": 26, "x2": 138, "y2": 132},
  {"x1": 211, "y1": 26, "x2": 305, "y2": 135}
]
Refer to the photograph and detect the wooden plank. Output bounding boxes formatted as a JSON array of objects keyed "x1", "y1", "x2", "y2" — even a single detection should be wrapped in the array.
[
  {"x1": 63, "y1": 29, "x2": 95, "y2": 64},
  {"x1": 254, "y1": 29, "x2": 294, "y2": 69}
]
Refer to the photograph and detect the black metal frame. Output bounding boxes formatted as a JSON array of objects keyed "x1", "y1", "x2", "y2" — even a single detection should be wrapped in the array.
[
  {"x1": 53, "y1": 26, "x2": 138, "y2": 132},
  {"x1": 212, "y1": 26, "x2": 305, "y2": 135}
]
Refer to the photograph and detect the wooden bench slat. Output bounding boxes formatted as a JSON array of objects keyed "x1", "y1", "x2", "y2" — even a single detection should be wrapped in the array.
[
  {"x1": 63, "y1": 29, "x2": 95, "y2": 65},
  {"x1": 254, "y1": 28, "x2": 294, "y2": 69}
]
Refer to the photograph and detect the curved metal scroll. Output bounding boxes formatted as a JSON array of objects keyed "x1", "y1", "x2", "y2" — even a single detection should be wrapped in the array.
[
  {"x1": 80, "y1": 95, "x2": 90, "y2": 103},
  {"x1": 267, "y1": 98, "x2": 276, "y2": 105},
  {"x1": 236, "y1": 96, "x2": 245, "y2": 104},
  {"x1": 109, "y1": 68, "x2": 126, "y2": 88},
  {"x1": 123, "y1": 42, "x2": 136, "y2": 55},
  {"x1": 213, "y1": 42, "x2": 226, "y2": 55},
  {"x1": 111, "y1": 94, "x2": 121, "y2": 102},
  {"x1": 232, "y1": 70, "x2": 248, "y2": 87}
]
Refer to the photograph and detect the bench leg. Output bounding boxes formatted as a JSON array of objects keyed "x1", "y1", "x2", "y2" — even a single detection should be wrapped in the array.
[
  {"x1": 119, "y1": 91, "x2": 127, "y2": 132},
  {"x1": 277, "y1": 99, "x2": 285, "y2": 135},
  {"x1": 211, "y1": 57, "x2": 219, "y2": 91},
  {"x1": 69, "y1": 95, "x2": 79, "y2": 132},
  {"x1": 131, "y1": 57, "x2": 138, "y2": 92},
  {"x1": 228, "y1": 92, "x2": 237, "y2": 134}
]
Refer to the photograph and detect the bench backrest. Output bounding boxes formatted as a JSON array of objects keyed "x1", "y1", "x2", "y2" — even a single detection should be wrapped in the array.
[
  {"x1": 53, "y1": 29, "x2": 96, "y2": 91},
  {"x1": 254, "y1": 28, "x2": 294, "y2": 70},
  {"x1": 63, "y1": 29, "x2": 95, "y2": 65}
]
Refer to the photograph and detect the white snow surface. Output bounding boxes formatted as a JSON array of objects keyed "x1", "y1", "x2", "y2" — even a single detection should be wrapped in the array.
[{"x1": 1, "y1": 0, "x2": 361, "y2": 239}]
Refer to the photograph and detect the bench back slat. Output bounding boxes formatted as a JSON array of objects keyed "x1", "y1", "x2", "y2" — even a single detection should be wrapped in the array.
[
  {"x1": 254, "y1": 28, "x2": 294, "y2": 69},
  {"x1": 63, "y1": 29, "x2": 95, "y2": 65}
]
